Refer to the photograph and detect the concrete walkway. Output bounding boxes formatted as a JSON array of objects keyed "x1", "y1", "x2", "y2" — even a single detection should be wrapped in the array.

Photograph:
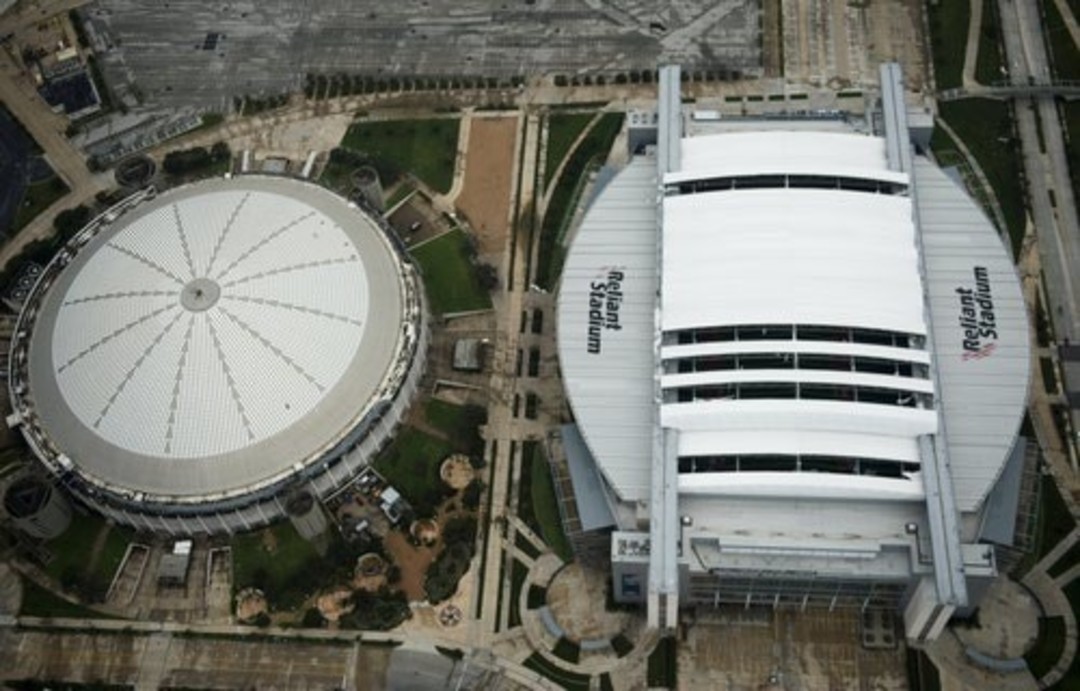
[{"x1": 962, "y1": 0, "x2": 984, "y2": 88}]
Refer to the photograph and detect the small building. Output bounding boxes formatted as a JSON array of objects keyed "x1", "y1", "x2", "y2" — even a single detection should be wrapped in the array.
[
  {"x1": 158, "y1": 540, "x2": 192, "y2": 587},
  {"x1": 379, "y1": 487, "x2": 408, "y2": 525},
  {"x1": 452, "y1": 338, "x2": 486, "y2": 372}
]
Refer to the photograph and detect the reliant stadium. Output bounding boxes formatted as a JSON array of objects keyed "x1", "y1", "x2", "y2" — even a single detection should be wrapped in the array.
[
  {"x1": 555, "y1": 65, "x2": 1031, "y2": 642},
  {"x1": 7, "y1": 175, "x2": 428, "y2": 535}
]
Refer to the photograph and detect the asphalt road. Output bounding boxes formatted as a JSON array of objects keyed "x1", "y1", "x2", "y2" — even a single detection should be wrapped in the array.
[{"x1": 998, "y1": 0, "x2": 1080, "y2": 342}]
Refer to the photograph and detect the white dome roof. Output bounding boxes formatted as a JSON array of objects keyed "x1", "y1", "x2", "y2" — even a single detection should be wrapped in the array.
[{"x1": 25, "y1": 176, "x2": 410, "y2": 500}]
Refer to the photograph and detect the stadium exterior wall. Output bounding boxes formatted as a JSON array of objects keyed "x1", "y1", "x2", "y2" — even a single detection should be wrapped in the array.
[{"x1": 7, "y1": 182, "x2": 430, "y2": 535}]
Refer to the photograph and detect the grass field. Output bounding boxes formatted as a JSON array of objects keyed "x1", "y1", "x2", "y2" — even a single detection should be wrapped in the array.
[
  {"x1": 231, "y1": 521, "x2": 320, "y2": 608},
  {"x1": 1037, "y1": 473, "x2": 1075, "y2": 560},
  {"x1": 1055, "y1": 578, "x2": 1080, "y2": 686},
  {"x1": 1065, "y1": 101, "x2": 1080, "y2": 204},
  {"x1": 647, "y1": 636, "x2": 678, "y2": 688},
  {"x1": 43, "y1": 514, "x2": 131, "y2": 594},
  {"x1": 509, "y1": 558, "x2": 528, "y2": 628},
  {"x1": 374, "y1": 426, "x2": 456, "y2": 516},
  {"x1": 422, "y1": 398, "x2": 485, "y2": 456},
  {"x1": 19, "y1": 576, "x2": 120, "y2": 619},
  {"x1": 1044, "y1": 0, "x2": 1080, "y2": 81},
  {"x1": 519, "y1": 441, "x2": 573, "y2": 562},
  {"x1": 926, "y1": 0, "x2": 970, "y2": 90},
  {"x1": 340, "y1": 118, "x2": 459, "y2": 193},
  {"x1": 410, "y1": 229, "x2": 492, "y2": 315},
  {"x1": 975, "y1": 0, "x2": 1005, "y2": 85},
  {"x1": 932, "y1": 99, "x2": 1026, "y2": 253},
  {"x1": 11, "y1": 176, "x2": 69, "y2": 233},
  {"x1": 544, "y1": 113, "x2": 595, "y2": 188},
  {"x1": 1025, "y1": 616, "x2": 1066, "y2": 680}
]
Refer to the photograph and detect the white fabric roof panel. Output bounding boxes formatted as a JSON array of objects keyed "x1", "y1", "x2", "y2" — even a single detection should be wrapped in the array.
[
  {"x1": 26, "y1": 176, "x2": 409, "y2": 498},
  {"x1": 662, "y1": 340, "x2": 932, "y2": 364},
  {"x1": 661, "y1": 190, "x2": 926, "y2": 334},
  {"x1": 661, "y1": 400, "x2": 938, "y2": 439},
  {"x1": 675, "y1": 131, "x2": 897, "y2": 183},
  {"x1": 676, "y1": 429, "x2": 921, "y2": 463},
  {"x1": 679, "y1": 472, "x2": 925, "y2": 502},
  {"x1": 915, "y1": 159, "x2": 1031, "y2": 511},
  {"x1": 661, "y1": 369, "x2": 935, "y2": 394},
  {"x1": 556, "y1": 158, "x2": 658, "y2": 503}
]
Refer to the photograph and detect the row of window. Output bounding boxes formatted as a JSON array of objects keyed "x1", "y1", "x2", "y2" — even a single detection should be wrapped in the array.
[
  {"x1": 666, "y1": 352, "x2": 925, "y2": 378},
  {"x1": 677, "y1": 454, "x2": 920, "y2": 478},
  {"x1": 664, "y1": 382, "x2": 930, "y2": 408},
  {"x1": 665, "y1": 324, "x2": 920, "y2": 348},
  {"x1": 667, "y1": 174, "x2": 906, "y2": 196}
]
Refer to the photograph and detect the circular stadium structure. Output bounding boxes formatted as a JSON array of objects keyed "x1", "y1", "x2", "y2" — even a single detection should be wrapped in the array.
[{"x1": 7, "y1": 175, "x2": 428, "y2": 535}]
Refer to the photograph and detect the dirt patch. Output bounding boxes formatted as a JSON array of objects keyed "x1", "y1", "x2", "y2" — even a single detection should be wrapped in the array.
[
  {"x1": 456, "y1": 116, "x2": 519, "y2": 255},
  {"x1": 384, "y1": 530, "x2": 436, "y2": 602}
]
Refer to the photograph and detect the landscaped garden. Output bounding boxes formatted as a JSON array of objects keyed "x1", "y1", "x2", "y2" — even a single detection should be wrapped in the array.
[
  {"x1": 518, "y1": 441, "x2": 573, "y2": 562},
  {"x1": 409, "y1": 228, "x2": 493, "y2": 315},
  {"x1": 42, "y1": 513, "x2": 132, "y2": 603},
  {"x1": 926, "y1": 0, "x2": 970, "y2": 90},
  {"x1": 931, "y1": 99, "x2": 1026, "y2": 254},
  {"x1": 534, "y1": 112, "x2": 624, "y2": 290},
  {"x1": 544, "y1": 113, "x2": 595, "y2": 188},
  {"x1": 339, "y1": 118, "x2": 460, "y2": 194}
]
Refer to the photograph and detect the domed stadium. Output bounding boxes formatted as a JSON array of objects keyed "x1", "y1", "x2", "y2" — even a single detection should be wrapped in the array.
[{"x1": 7, "y1": 175, "x2": 428, "y2": 534}]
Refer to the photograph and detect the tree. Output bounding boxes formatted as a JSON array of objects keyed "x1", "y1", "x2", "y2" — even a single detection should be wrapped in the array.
[
  {"x1": 210, "y1": 141, "x2": 231, "y2": 163},
  {"x1": 301, "y1": 607, "x2": 326, "y2": 628},
  {"x1": 476, "y1": 263, "x2": 498, "y2": 292},
  {"x1": 53, "y1": 205, "x2": 91, "y2": 240},
  {"x1": 462, "y1": 478, "x2": 484, "y2": 511}
]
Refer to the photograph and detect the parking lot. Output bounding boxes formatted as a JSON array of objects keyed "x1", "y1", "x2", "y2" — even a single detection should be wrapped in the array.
[{"x1": 83, "y1": 0, "x2": 762, "y2": 109}]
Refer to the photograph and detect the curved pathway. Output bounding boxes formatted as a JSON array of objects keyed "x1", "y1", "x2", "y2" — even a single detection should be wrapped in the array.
[{"x1": 1025, "y1": 526, "x2": 1080, "y2": 687}]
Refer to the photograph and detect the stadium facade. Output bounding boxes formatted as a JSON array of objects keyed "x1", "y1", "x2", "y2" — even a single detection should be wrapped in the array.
[
  {"x1": 7, "y1": 175, "x2": 428, "y2": 535},
  {"x1": 555, "y1": 65, "x2": 1031, "y2": 642}
]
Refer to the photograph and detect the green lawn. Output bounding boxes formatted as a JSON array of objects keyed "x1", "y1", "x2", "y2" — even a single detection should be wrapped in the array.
[
  {"x1": 1065, "y1": 101, "x2": 1080, "y2": 204},
  {"x1": 519, "y1": 441, "x2": 573, "y2": 562},
  {"x1": 535, "y1": 113, "x2": 624, "y2": 290},
  {"x1": 1043, "y1": 0, "x2": 1080, "y2": 81},
  {"x1": 1038, "y1": 473, "x2": 1075, "y2": 560},
  {"x1": 647, "y1": 636, "x2": 678, "y2": 688},
  {"x1": 1053, "y1": 578, "x2": 1080, "y2": 688},
  {"x1": 508, "y1": 558, "x2": 528, "y2": 627},
  {"x1": 374, "y1": 426, "x2": 456, "y2": 516},
  {"x1": 927, "y1": 0, "x2": 971, "y2": 90},
  {"x1": 410, "y1": 229, "x2": 492, "y2": 315},
  {"x1": 43, "y1": 513, "x2": 130, "y2": 594},
  {"x1": 231, "y1": 521, "x2": 320, "y2": 609},
  {"x1": 340, "y1": 118, "x2": 459, "y2": 193},
  {"x1": 906, "y1": 649, "x2": 942, "y2": 691},
  {"x1": 18, "y1": 576, "x2": 120, "y2": 619},
  {"x1": 974, "y1": 0, "x2": 1005, "y2": 85},
  {"x1": 544, "y1": 113, "x2": 595, "y2": 188},
  {"x1": 932, "y1": 99, "x2": 1027, "y2": 254},
  {"x1": 422, "y1": 398, "x2": 486, "y2": 457},
  {"x1": 1026, "y1": 616, "x2": 1066, "y2": 680},
  {"x1": 11, "y1": 176, "x2": 69, "y2": 233}
]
